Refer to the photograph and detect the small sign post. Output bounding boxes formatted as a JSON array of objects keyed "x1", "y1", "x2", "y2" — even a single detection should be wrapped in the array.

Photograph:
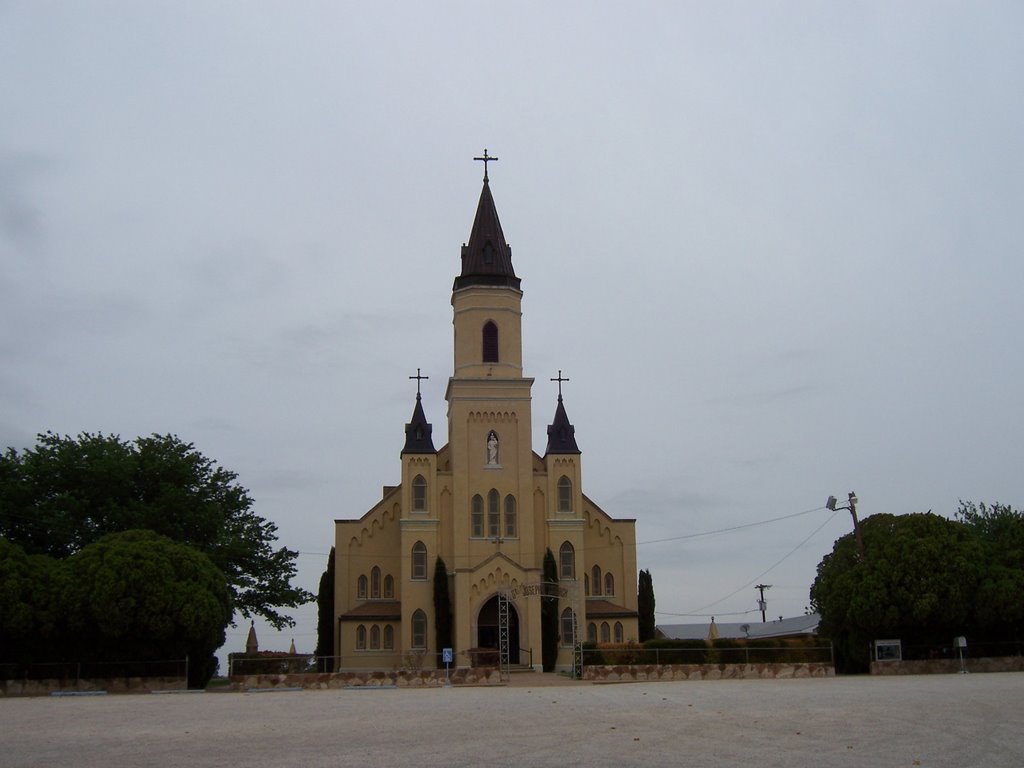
[{"x1": 442, "y1": 647, "x2": 453, "y2": 686}]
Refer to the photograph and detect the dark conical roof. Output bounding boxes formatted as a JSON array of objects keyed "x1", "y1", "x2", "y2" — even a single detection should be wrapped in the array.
[
  {"x1": 453, "y1": 179, "x2": 521, "y2": 290},
  {"x1": 545, "y1": 396, "x2": 580, "y2": 455},
  {"x1": 402, "y1": 394, "x2": 436, "y2": 455}
]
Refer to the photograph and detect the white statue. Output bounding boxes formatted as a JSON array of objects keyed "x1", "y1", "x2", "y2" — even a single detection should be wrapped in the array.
[{"x1": 486, "y1": 431, "x2": 499, "y2": 465}]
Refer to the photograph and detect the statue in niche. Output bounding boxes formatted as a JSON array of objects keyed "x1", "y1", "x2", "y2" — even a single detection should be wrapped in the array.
[{"x1": 486, "y1": 431, "x2": 499, "y2": 465}]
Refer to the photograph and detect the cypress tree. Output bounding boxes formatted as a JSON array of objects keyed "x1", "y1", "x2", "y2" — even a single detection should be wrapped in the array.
[
  {"x1": 541, "y1": 547, "x2": 559, "y2": 672},
  {"x1": 638, "y1": 568, "x2": 656, "y2": 642},
  {"x1": 433, "y1": 556, "x2": 453, "y2": 668},
  {"x1": 314, "y1": 547, "x2": 335, "y2": 671}
]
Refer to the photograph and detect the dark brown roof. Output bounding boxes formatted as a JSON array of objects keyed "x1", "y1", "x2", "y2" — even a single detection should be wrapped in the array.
[
  {"x1": 585, "y1": 600, "x2": 638, "y2": 619},
  {"x1": 339, "y1": 601, "x2": 402, "y2": 621},
  {"x1": 453, "y1": 180, "x2": 520, "y2": 290},
  {"x1": 545, "y1": 395, "x2": 580, "y2": 455},
  {"x1": 402, "y1": 393, "x2": 436, "y2": 455}
]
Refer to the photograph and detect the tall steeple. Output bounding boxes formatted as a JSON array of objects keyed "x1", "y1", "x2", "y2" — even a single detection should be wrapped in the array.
[
  {"x1": 454, "y1": 160, "x2": 520, "y2": 291},
  {"x1": 545, "y1": 370, "x2": 580, "y2": 455},
  {"x1": 402, "y1": 369, "x2": 436, "y2": 454}
]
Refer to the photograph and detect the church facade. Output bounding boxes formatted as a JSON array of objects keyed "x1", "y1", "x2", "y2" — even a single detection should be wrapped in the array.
[{"x1": 333, "y1": 166, "x2": 638, "y2": 671}]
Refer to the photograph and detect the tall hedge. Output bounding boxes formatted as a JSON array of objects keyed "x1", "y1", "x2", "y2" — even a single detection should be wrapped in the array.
[{"x1": 541, "y1": 548, "x2": 559, "y2": 671}]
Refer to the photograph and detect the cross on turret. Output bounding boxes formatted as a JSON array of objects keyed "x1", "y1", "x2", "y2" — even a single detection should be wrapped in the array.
[
  {"x1": 409, "y1": 368, "x2": 429, "y2": 397},
  {"x1": 473, "y1": 148, "x2": 499, "y2": 182},
  {"x1": 550, "y1": 370, "x2": 570, "y2": 400}
]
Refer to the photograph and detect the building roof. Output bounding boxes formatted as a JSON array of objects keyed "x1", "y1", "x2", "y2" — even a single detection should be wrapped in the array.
[
  {"x1": 545, "y1": 395, "x2": 581, "y2": 455},
  {"x1": 339, "y1": 601, "x2": 402, "y2": 621},
  {"x1": 658, "y1": 613, "x2": 821, "y2": 641},
  {"x1": 401, "y1": 393, "x2": 436, "y2": 454},
  {"x1": 453, "y1": 179, "x2": 520, "y2": 291},
  {"x1": 585, "y1": 599, "x2": 638, "y2": 619}
]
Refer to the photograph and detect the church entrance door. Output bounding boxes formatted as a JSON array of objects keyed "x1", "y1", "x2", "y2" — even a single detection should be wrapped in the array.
[{"x1": 477, "y1": 595, "x2": 520, "y2": 664}]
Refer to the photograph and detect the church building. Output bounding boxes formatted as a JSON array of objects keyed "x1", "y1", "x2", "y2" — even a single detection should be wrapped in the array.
[{"x1": 333, "y1": 159, "x2": 638, "y2": 671}]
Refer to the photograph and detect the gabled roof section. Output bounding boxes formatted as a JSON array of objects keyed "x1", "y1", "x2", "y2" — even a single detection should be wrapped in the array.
[
  {"x1": 454, "y1": 179, "x2": 521, "y2": 290},
  {"x1": 545, "y1": 395, "x2": 580, "y2": 455},
  {"x1": 585, "y1": 600, "x2": 638, "y2": 619},
  {"x1": 402, "y1": 394, "x2": 436, "y2": 455}
]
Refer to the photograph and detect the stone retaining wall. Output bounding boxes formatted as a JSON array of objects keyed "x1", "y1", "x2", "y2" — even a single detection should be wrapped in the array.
[
  {"x1": 1, "y1": 677, "x2": 186, "y2": 697},
  {"x1": 583, "y1": 662, "x2": 835, "y2": 682},
  {"x1": 870, "y1": 656, "x2": 1024, "y2": 675},
  {"x1": 233, "y1": 667, "x2": 503, "y2": 690}
]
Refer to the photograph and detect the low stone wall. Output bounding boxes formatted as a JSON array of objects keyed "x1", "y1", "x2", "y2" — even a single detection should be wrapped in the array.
[
  {"x1": 1, "y1": 676, "x2": 186, "y2": 697},
  {"x1": 233, "y1": 667, "x2": 503, "y2": 690},
  {"x1": 583, "y1": 662, "x2": 835, "y2": 683},
  {"x1": 870, "y1": 656, "x2": 1024, "y2": 675}
]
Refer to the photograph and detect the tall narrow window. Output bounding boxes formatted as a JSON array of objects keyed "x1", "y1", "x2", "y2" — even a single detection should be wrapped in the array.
[
  {"x1": 504, "y1": 495, "x2": 517, "y2": 538},
  {"x1": 412, "y1": 541, "x2": 427, "y2": 580},
  {"x1": 559, "y1": 541, "x2": 575, "y2": 580},
  {"x1": 487, "y1": 489, "x2": 500, "y2": 538},
  {"x1": 604, "y1": 572, "x2": 614, "y2": 597},
  {"x1": 587, "y1": 622, "x2": 597, "y2": 643},
  {"x1": 371, "y1": 566, "x2": 381, "y2": 599},
  {"x1": 471, "y1": 494, "x2": 484, "y2": 537},
  {"x1": 592, "y1": 565, "x2": 602, "y2": 596},
  {"x1": 412, "y1": 474, "x2": 426, "y2": 511},
  {"x1": 584, "y1": 574, "x2": 590, "y2": 596},
  {"x1": 383, "y1": 624, "x2": 394, "y2": 650},
  {"x1": 600, "y1": 622, "x2": 610, "y2": 643},
  {"x1": 482, "y1": 321, "x2": 499, "y2": 363},
  {"x1": 356, "y1": 625, "x2": 367, "y2": 650},
  {"x1": 370, "y1": 624, "x2": 381, "y2": 650},
  {"x1": 412, "y1": 609, "x2": 427, "y2": 649},
  {"x1": 614, "y1": 622, "x2": 624, "y2": 643},
  {"x1": 384, "y1": 574, "x2": 395, "y2": 599},
  {"x1": 557, "y1": 475, "x2": 572, "y2": 512},
  {"x1": 357, "y1": 575, "x2": 368, "y2": 600},
  {"x1": 560, "y1": 608, "x2": 576, "y2": 646}
]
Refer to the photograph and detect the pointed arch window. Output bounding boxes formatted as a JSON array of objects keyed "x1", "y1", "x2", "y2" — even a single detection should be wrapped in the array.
[
  {"x1": 614, "y1": 622, "x2": 624, "y2": 644},
  {"x1": 357, "y1": 575, "x2": 368, "y2": 600},
  {"x1": 487, "y1": 489, "x2": 500, "y2": 538},
  {"x1": 412, "y1": 541, "x2": 427, "y2": 580},
  {"x1": 557, "y1": 476, "x2": 573, "y2": 513},
  {"x1": 600, "y1": 622, "x2": 610, "y2": 643},
  {"x1": 482, "y1": 321, "x2": 499, "y2": 363},
  {"x1": 560, "y1": 608, "x2": 576, "y2": 646},
  {"x1": 412, "y1": 474, "x2": 427, "y2": 511},
  {"x1": 604, "y1": 572, "x2": 614, "y2": 597},
  {"x1": 504, "y1": 494, "x2": 517, "y2": 538},
  {"x1": 383, "y1": 624, "x2": 394, "y2": 650},
  {"x1": 412, "y1": 609, "x2": 427, "y2": 649},
  {"x1": 356, "y1": 625, "x2": 367, "y2": 650},
  {"x1": 371, "y1": 566, "x2": 381, "y2": 599},
  {"x1": 591, "y1": 565, "x2": 602, "y2": 596},
  {"x1": 471, "y1": 494, "x2": 484, "y2": 537},
  {"x1": 370, "y1": 624, "x2": 381, "y2": 650},
  {"x1": 559, "y1": 541, "x2": 575, "y2": 580},
  {"x1": 383, "y1": 574, "x2": 395, "y2": 599},
  {"x1": 587, "y1": 622, "x2": 597, "y2": 643}
]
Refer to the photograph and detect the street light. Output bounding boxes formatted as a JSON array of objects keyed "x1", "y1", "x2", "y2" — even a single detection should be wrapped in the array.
[{"x1": 827, "y1": 491, "x2": 864, "y2": 557}]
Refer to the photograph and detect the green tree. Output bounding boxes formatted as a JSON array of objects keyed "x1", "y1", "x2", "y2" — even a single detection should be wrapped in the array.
[
  {"x1": 810, "y1": 512, "x2": 985, "y2": 672},
  {"x1": 956, "y1": 501, "x2": 1024, "y2": 637},
  {"x1": 637, "y1": 568, "x2": 656, "y2": 642},
  {"x1": 0, "y1": 432, "x2": 311, "y2": 628},
  {"x1": 0, "y1": 538, "x2": 66, "y2": 664},
  {"x1": 314, "y1": 547, "x2": 335, "y2": 671},
  {"x1": 62, "y1": 530, "x2": 232, "y2": 687},
  {"x1": 541, "y1": 548, "x2": 559, "y2": 672},
  {"x1": 433, "y1": 556, "x2": 453, "y2": 667}
]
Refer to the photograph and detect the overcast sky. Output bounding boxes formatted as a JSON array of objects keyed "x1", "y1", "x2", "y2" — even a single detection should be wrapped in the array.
[{"x1": 2, "y1": 2, "x2": 1022, "y2": 661}]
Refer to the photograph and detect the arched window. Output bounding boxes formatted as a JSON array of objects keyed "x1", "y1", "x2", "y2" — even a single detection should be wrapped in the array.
[
  {"x1": 560, "y1": 608, "x2": 576, "y2": 646},
  {"x1": 504, "y1": 495, "x2": 517, "y2": 538},
  {"x1": 482, "y1": 321, "x2": 499, "y2": 363},
  {"x1": 357, "y1": 575, "x2": 368, "y2": 600},
  {"x1": 600, "y1": 622, "x2": 610, "y2": 643},
  {"x1": 591, "y1": 565, "x2": 602, "y2": 596},
  {"x1": 557, "y1": 475, "x2": 572, "y2": 512},
  {"x1": 383, "y1": 574, "x2": 394, "y2": 599},
  {"x1": 488, "y1": 489, "x2": 500, "y2": 538},
  {"x1": 614, "y1": 622, "x2": 624, "y2": 644},
  {"x1": 412, "y1": 474, "x2": 426, "y2": 511},
  {"x1": 356, "y1": 625, "x2": 367, "y2": 650},
  {"x1": 604, "y1": 572, "x2": 614, "y2": 597},
  {"x1": 384, "y1": 624, "x2": 394, "y2": 650},
  {"x1": 584, "y1": 574, "x2": 590, "y2": 596},
  {"x1": 471, "y1": 494, "x2": 484, "y2": 537},
  {"x1": 412, "y1": 609, "x2": 427, "y2": 649},
  {"x1": 412, "y1": 541, "x2": 427, "y2": 580},
  {"x1": 559, "y1": 542, "x2": 575, "y2": 580},
  {"x1": 370, "y1": 624, "x2": 381, "y2": 650},
  {"x1": 371, "y1": 566, "x2": 381, "y2": 599},
  {"x1": 587, "y1": 622, "x2": 597, "y2": 643}
]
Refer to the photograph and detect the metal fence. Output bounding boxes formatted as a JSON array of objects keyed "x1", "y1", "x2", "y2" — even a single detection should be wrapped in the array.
[{"x1": 581, "y1": 644, "x2": 835, "y2": 667}]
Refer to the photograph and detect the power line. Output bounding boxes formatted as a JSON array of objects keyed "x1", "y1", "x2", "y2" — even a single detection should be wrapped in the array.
[{"x1": 637, "y1": 505, "x2": 828, "y2": 546}]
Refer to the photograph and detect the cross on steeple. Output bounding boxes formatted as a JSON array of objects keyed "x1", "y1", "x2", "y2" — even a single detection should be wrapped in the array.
[
  {"x1": 474, "y1": 148, "x2": 499, "y2": 182},
  {"x1": 409, "y1": 368, "x2": 429, "y2": 397},
  {"x1": 550, "y1": 370, "x2": 570, "y2": 400}
]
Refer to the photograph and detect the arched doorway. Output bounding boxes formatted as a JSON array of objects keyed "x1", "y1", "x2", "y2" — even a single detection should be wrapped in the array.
[{"x1": 477, "y1": 594, "x2": 520, "y2": 664}]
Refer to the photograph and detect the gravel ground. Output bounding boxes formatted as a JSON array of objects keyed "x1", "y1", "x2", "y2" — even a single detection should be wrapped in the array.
[{"x1": 2, "y1": 672, "x2": 1022, "y2": 767}]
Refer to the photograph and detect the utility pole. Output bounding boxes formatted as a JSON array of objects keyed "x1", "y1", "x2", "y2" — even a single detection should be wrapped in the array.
[
  {"x1": 755, "y1": 584, "x2": 772, "y2": 623},
  {"x1": 827, "y1": 492, "x2": 864, "y2": 558}
]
